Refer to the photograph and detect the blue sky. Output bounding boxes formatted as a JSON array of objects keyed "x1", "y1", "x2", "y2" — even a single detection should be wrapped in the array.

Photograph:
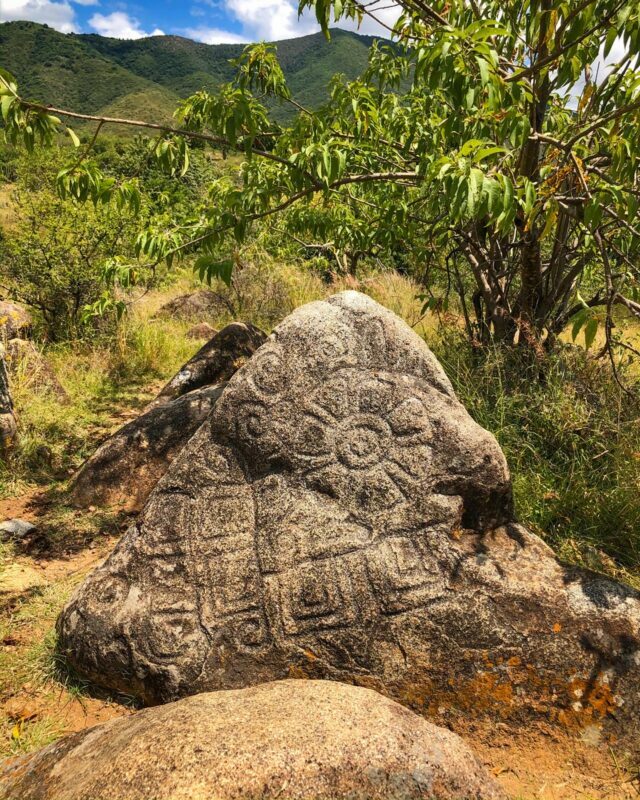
[{"x1": 0, "y1": 0, "x2": 399, "y2": 42}]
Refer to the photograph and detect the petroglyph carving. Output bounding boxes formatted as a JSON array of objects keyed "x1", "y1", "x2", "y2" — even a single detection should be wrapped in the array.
[{"x1": 56, "y1": 293, "x2": 640, "y2": 751}]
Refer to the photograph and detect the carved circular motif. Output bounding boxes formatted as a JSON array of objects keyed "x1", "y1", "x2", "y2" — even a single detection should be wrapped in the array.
[
  {"x1": 336, "y1": 415, "x2": 391, "y2": 470},
  {"x1": 289, "y1": 370, "x2": 434, "y2": 518},
  {"x1": 250, "y1": 348, "x2": 287, "y2": 395}
]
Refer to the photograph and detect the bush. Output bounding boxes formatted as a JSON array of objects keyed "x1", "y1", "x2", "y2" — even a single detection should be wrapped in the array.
[{"x1": 0, "y1": 149, "x2": 145, "y2": 342}]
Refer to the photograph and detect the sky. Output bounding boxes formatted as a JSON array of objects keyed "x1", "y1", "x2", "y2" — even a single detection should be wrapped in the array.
[{"x1": 0, "y1": 0, "x2": 400, "y2": 42}]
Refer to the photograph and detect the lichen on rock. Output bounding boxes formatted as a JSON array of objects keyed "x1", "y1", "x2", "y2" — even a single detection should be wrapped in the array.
[{"x1": 55, "y1": 292, "x2": 640, "y2": 751}]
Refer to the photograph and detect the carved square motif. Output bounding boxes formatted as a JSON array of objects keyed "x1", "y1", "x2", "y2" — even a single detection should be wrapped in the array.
[
  {"x1": 189, "y1": 490, "x2": 255, "y2": 552},
  {"x1": 366, "y1": 536, "x2": 444, "y2": 614},
  {"x1": 199, "y1": 547, "x2": 262, "y2": 623},
  {"x1": 229, "y1": 609, "x2": 271, "y2": 653},
  {"x1": 276, "y1": 559, "x2": 357, "y2": 635}
]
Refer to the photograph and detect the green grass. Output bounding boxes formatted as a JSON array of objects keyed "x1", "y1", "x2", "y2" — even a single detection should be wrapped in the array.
[
  {"x1": 0, "y1": 291, "x2": 199, "y2": 496},
  {"x1": 433, "y1": 330, "x2": 640, "y2": 586}
]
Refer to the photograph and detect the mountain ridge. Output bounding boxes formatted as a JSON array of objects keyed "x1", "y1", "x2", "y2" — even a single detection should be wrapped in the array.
[{"x1": 0, "y1": 21, "x2": 376, "y2": 122}]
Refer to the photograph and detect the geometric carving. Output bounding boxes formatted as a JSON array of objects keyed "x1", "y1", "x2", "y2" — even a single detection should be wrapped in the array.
[
  {"x1": 55, "y1": 291, "x2": 640, "y2": 755},
  {"x1": 273, "y1": 558, "x2": 359, "y2": 636},
  {"x1": 366, "y1": 536, "x2": 445, "y2": 614}
]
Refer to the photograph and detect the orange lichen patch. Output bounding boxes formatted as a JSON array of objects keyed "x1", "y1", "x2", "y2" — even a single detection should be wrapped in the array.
[
  {"x1": 553, "y1": 622, "x2": 563, "y2": 633},
  {"x1": 550, "y1": 676, "x2": 618, "y2": 730},
  {"x1": 388, "y1": 659, "x2": 622, "y2": 740},
  {"x1": 303, "y1": 649, "x2": 319, "y2": 662},
  {"x1": 352, "y1": 675, "x2": 387, "y2": 695},
  {"x1": 447, "y1": 672, "x2": 515, "y2": 713},
  {"x1": 287, "y1": 665, "x2": 310, "y2": 680}
]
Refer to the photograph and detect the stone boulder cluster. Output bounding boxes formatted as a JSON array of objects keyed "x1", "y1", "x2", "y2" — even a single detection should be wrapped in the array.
[{"x1": 2, "y1": 292, "x2": 640, "y2": 800}]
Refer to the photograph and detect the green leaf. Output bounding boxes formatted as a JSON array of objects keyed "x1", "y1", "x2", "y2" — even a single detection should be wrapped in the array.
[
  {"x1": 584, "y1": 317, "x2": 598, "y2": 350},
  {"x1": 1, "y1": 95, "x2": 14, "y2": 121},
  {"x1": 476, "y1": 56, "x2": 490, "y2": 86},
  {"x1": 571, "y1": 308, "x2": 590, "y2": 341},
  {"x1": 194, "y1": 255, "x2": 234, "y2": 286},
  {"x1": 475, "y1": 145, "x2": 506, "y2": 161},
  {"x1": 66, "y1": 127, "x2": 80, "y2": 148}
]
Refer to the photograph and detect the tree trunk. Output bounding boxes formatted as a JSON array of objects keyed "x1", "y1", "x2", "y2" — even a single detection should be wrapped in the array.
[{"x1": 0, "y1": 344, "x2": 17, "y2": 458}]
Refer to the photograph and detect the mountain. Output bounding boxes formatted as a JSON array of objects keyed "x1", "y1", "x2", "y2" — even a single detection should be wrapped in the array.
[{"x1": 0, "y1": 21, "x2": 376, "y2": 124}]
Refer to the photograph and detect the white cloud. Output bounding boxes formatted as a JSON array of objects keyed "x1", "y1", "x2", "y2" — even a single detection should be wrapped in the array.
[
  {"x1": 72, "y1": 0, "x2": 100, "y2": 6},
  {"x1": 185, "y1": 0, "x2": 400, "y2": 44},
  {"x1": 88, "y1": 10, "x2": 164, "y2": 38},
  {"x1": 183, "y1": 25, "x2": 245, "y2": 43},
  {"x1": 335, "y1": 1, "x2": 401, "y2": 37},
  {"x1": 566, "y1": 36, "x2": 638, "y2": 108},
  {"x1": 226, "y1": 0, "x2": 316, "y2": 41},
  {"x1": 0, "y1": 0, "x2": 78, "y2": 32},
  {"x1": 592, "y1": 35, "x2": 634, "y2": 82}
]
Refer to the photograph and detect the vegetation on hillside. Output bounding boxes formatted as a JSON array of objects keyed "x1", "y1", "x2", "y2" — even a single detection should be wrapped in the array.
[{"x1": 0, "y1": 22, "x2": 375, "y2": 123}]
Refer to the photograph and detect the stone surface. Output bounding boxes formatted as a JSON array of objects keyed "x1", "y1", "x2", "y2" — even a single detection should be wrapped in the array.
[
  {"x1": 186, "y1": 321, "x2": 218, "y2": 340},
  {"x1": 0, "y1": 519, "x2": 37, "y2": 542},
  {"x1": 57, "y1": 292, "x2": 640, "y2": 748},
  {"x1": 0, "y1": 680, "x2": 505, "y2": 800},
  {"x1": 70, "y1": 385, "x2": 224, "y2": 512},
  {"x1": 157, "y1": 289, "x2": 220, "y2": 321},
  {"x1": 150, "y1": 322, "x2": 267, "y2": 408},
  {"x1": 5, "y1": 339, "x2": 68, "y2": 401},
  {"x1": 0, "y1": 301, "x2": 31, "y2": 341},
  {"x1": 0, "y1": 344, "x2": 16, "y2": 457}
]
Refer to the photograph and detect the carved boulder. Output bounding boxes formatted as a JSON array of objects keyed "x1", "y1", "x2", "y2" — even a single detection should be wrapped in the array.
[{"x1": 56, "y1": 292, "x2": 640, "y2": 750}]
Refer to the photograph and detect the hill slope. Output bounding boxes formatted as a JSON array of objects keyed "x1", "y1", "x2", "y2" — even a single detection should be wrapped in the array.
[{"x1": 0, "y1": 22, "x2": 375, "y2": 122}]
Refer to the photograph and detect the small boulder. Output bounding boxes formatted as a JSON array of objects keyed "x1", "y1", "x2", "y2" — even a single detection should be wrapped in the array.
[
  {"x1": 157, "y1": 289, "x2": 220, "y2": 321},
  {"x1": 186, "y1": 322, "x2": 218, "y2": 340},
  {"x1": 0, "y1": 519, "x2": 36, "y2": 542},
  {"x1": 150, "y1": 321, "x2": 267, "y2": 408},
  {"x1": 0, "y1": 301, "x2": 32, "y2": 341},
  {"x1": 69, "y1": 385, "x2": 224, "y2": 513},
  {"x1": 0, "y1": 680, "x2": 505, "y2": 800}
]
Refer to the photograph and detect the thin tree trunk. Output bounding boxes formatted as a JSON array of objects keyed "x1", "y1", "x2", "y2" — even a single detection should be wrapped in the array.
[
  {"x1": 516, "y1": 0, "x2": 551, "y2": 330},
  {"x1": 0, "y1": 344, "x2": 16, "y2": 458}
]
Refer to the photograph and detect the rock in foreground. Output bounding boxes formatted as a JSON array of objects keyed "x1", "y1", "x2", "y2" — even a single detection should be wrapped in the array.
[
  {"x1": 57, "y1": 292, "x2": 640, "y2": 749},
  {"x1": 0, "y1": 680, "x2": 505, "y2": 800}
]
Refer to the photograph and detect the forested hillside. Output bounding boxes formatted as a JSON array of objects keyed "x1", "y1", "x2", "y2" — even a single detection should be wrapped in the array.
[{"x1": 0, "y1": 22, "x2": 375, "y2": 121}]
